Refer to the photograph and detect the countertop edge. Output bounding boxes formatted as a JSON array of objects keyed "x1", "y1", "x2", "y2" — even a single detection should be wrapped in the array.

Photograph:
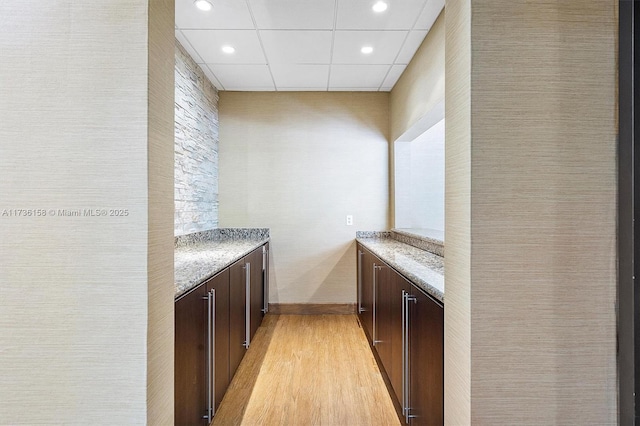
[
  {"x1": 356, "y1": 237, "x2": 444, "y2": 304},
  {"x1": 175, "y1": 237, "x2": 269, "y2": 299}
]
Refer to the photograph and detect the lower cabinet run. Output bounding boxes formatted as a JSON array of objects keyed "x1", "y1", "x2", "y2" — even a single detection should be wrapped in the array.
[
  {"x1": 175, "y1": 244, "x2": 268, "y2": 425},
  {"x1": 357, "y1": 243, "x2": 444, "y2": 426}
]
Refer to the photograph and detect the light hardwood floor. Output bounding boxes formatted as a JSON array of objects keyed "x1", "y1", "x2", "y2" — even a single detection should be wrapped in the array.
[{"x1": 213, "y1": 314, "x2": 401, "y2": 426}]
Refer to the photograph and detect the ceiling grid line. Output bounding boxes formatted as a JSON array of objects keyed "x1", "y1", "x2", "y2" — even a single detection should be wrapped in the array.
[
  {"x1": 244, "y1": 0, "x2": 277, "y2": 90},
  {"x1": 378, "y1": 0, "x2": 429, "y2": 91},
  {"x1": 377, "y1": 0, "x2": 430, "y2": 90},
  {"x1": 327, "y1": 0, "x2": 340, "y2": 91},
  {"x1": 176, "y1": 28, "x2": 226, "y2": 90}
]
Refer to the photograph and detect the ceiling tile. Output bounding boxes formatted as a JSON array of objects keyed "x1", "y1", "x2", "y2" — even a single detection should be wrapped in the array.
[
  {"x1": 270, "y1": 64, "x2": 329, "y2": 89},
  {"x1": 175, "y1": 0, "x2": 439, "y2": 91},
  {"x1": 261, "y1": 31, "x2": 332, "y2": 64},
  {"x1": 175, "y1": 0, "x2": 254, "y2": 29},
  {"x1": 248, "y1": 0, "x2": 336, "y2": 30},
  {"x1": 176, "y1": 30, "x2": 204, "y2": 64},
  {"x1": 380, "y1": 64, "x2": 406, "y2": 90},
  {"x1": 332, "y1": 31, "x2": 407, "y2": 65},
  {"x1": 329, "y1": 64, "x2": 390, "y2": 89},
  {"x1": 336, "y1": 0, "x2": 428, "y2": 30},
  {"x1": 201, "y1": 64, "x2": 225, "y2": 90},
  {"x1": 395, "y1": 30, "x2": 427, "y2": 64},
  {"x1": 414, "y1": 0, "x2": 444, "y2": 31},
  {"x1": 182, "y1": 30, "x2": 266, "y2": 64},
  {"x1": 209, "y1": 64, "x2": 275, "y2": 90}
]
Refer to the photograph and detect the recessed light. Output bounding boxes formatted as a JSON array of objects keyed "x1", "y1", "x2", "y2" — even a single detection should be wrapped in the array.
[
  {"x1": 372, "y1": 1, "x2": 388, "y2": 13},
  {"x1": 194, "y1": 0, "x2": 212, "y2": 11},
  {"x1": 222, "y1": 45, "x2": 235, "y2": 54},
  {"x1": 361, "y1": 46, "x2": 374, "y2": 54}
]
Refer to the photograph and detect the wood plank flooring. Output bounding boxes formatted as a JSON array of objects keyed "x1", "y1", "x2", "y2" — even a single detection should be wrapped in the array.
[{"x1": 213, "y1": 314, "x2": 401, "y2": 426}]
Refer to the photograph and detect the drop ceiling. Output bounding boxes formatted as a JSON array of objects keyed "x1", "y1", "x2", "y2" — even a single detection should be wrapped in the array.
[{"x1": 175, "y1": 0, "x2": 444, "y2": 91}]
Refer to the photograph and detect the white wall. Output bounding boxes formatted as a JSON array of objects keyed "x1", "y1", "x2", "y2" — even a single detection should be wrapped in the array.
[
  {"x1": 219, "y1": 92, "x2": 389, "y2": 304},
  {"x1": 0, "y1": 1, "x2": 174, "y2": 423},
  {"x1": 395, "y1": 119, "x2": 445, "y2": 232}
]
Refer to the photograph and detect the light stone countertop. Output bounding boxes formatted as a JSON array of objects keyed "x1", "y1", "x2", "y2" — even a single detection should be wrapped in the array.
[
  {"x1": 175, "y1": 229, "x2": 269, "y2": 298},
  {"x1": 357, "y1": 236, "x2": 444, "y2": 303}
]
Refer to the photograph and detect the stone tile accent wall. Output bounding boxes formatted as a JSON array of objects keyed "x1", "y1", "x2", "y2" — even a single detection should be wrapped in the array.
[{"x1": 175, "y1": 40, "x2": 219, "y2": 235}]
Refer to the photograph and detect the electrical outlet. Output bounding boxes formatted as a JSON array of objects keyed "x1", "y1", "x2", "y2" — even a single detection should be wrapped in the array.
[{"x1": 346, "y1": 215, "x2": 353, "y2": 226}]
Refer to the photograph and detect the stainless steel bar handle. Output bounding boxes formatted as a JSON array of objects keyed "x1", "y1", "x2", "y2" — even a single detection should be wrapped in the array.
[
  {"x1": 403, "y1": 291, "x2": 417, "y2": 424},
  {"x1": 357, "y1": 251, "x2": 364, "y2": 314},
  {"x1": 262, "y1": 245, "x2": 266, "y2": 272},
  {"x1": 372, "y1": 263, "x2": 377, "y2": 346},
  {"x1": 402, "y1": 290, "x2": 407, "y2": 421},
  {"x1": 262, "y1": 246, "x2": 268, "y2": 314},
  {"x1": 373, "y1": 264, "x2": 383, "y2": 346},
  {"x1": 211, "y1": 288, "x2": 216, "y2": 418},
  {"x1": 265, "y1": 248, "x2": 269, "y2": 313},
  {"x1": 244, "y1": 262, "x2": 251, "y2": 349},
  {"x1": 205, "y1": 290, "x2": 213, "y2": 422}
]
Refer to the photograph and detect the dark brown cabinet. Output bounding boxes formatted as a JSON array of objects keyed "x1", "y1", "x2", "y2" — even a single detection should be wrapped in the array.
[
  {"x1": 176, "y1": 243, "x2": 268, "y2": 425},
  {"x1": 358, "y1": 246, "x2": 375, "y2": 341},
  {"x1": 206, "y1": 269, "x2": 230, "y2": 416},
  {"x1": 373, "y1": 262, "x2": 393, "y2": 376},
  {"x1": 175, "y1": 269, "x2": 230, "y2": 425},
  {"x1": 390, "y1": 272, "x2": 411, "y2": 403},
  {"x1": 228, "y1": 257, "x2": 247, "y2": 380},
  {"x1": 248, "y1": 247, "x2": 264, "y2": 339},
  {"x1": 407, "y1": 287, "x2": 443, "y2": 425},
  {"x1": 229, "y1": 245, "x2": 267, "y2": 379},
  {"x1": 356, "y1": 242, "x2": 444, "y2": 426},
  {"x1": 175, "y1": 276, "x2": 207, "y2": 425}
]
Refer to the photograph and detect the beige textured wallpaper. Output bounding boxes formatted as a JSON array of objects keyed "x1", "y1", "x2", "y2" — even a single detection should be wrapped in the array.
[
  {"x1": 444, "y1": 0, "x2": 472, "y2": 424},
  {"x1": 390, "y1": 10, "x2": 445, "y2": 143},
  {"x1": 0, "y1": 1, "x2": 174, "y2": 423},
  {"x1": 219, "y1": 92, "x2": 389, "y2": 304},
  {"x1": 147, "y1": 0, "x2": 175, "y2": 423},
  {"x1": 445, "y1": 0, "x2": 617, "y2": 423}
]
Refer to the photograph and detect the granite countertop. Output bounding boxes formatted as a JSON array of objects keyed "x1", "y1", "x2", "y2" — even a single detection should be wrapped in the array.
[
  {"x1": 175, "y1": 228, "x2": 269, "y2": 298},
  {"x1": 392, "y1": 228, "x2": 444, "y2": 243},
  {"x1": 356, "y1": 236, "x2": 444, "y2": 303}
]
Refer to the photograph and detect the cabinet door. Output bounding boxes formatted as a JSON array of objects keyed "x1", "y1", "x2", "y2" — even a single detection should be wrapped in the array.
[
  {"x1": 390, "y1": 272, "x2": 411, "y2": 405},
  {"x1": 409, "y1": 287, "x2": 444, "y2": 425},
  {"x1": 263, "y1": 242, "x2": 270, "y2": 314},
  {"x1": 357, "y1": 244, "x2": 364, "y2": 315},
  {"x1": 358, "y1": 246, "x2": 375, "y2": 341},
  {"x1": 229, "y1": 258, "x2": 247, "y2": 380},
  {"x1": 205, "y1": 269, "x2": 230, "y2": 415},
  {"x1": 175, "y1": 283, "x2": 207, "y2": 425},
  {"x1": 374, "y1": 262, "x2": 393, "y2": 377},
  {"x1": 248, "y1": 246, "x2": 264, "y2": 340}
]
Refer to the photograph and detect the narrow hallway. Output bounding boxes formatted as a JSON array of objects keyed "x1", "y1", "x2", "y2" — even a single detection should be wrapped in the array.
[{"x1": 213, "y1": 314, "x2": 401, "y2": 426}]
